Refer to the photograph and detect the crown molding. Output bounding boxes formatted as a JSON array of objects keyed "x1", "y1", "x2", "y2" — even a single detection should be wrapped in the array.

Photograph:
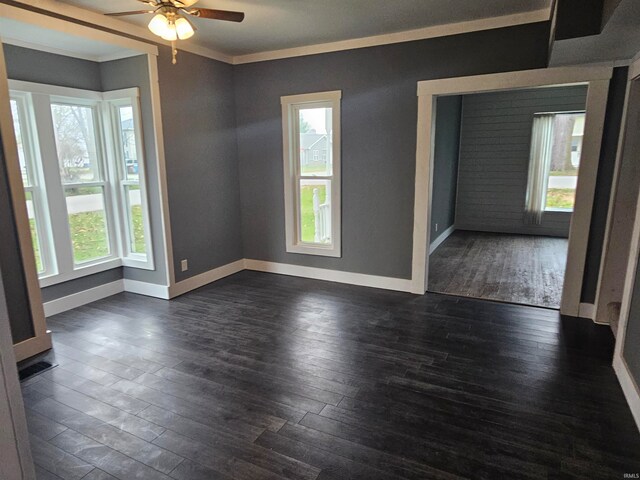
[{"x1": 231, "y1": 8, "x2": 551, "y2": 65}]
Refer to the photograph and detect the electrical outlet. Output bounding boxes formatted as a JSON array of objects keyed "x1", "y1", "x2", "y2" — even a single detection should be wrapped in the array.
[
  {"x1": 181, "y1": 259, "x2": 188, "y2": 272},
  {"x1": 435, "y1": 223, "x2": 438, "y2": 232}
]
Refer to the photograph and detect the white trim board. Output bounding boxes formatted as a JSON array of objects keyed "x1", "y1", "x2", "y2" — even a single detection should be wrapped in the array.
[
  {"x1": 578, "y1": 302, "x2": 595, "y2": 320},
  {"x1": 13, "y1": 333, "x2": 52, "y2": 363},
  {"x1": 43, "y1": 280, "x2": 124, "y2": 317},
  {"x1": 124, "y1": 279, "x2": 170, "y2": 300},
  {"x1": 614, "y1": 355, "x2": 640, "y2": 433},
  {"x1": 169, "y1": 259, "x2": 245, "y2": 298},
  {"x1": 244, "y1": 260, "x2": 413, "y2": 293},
  {"x1": 429, "y1": 225, "x2": 455, "y2": 255}
]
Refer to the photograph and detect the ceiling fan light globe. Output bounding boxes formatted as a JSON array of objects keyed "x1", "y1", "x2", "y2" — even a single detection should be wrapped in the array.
[
  {"x1": 175, "y1": 17, "x2": 195, "y2": 40},
  {"x1": 148, "y1": 13, "x2": 169, "y2": 37},
  {"x1": 161, "y1": 23, "x2": 178, "y2": 41}
]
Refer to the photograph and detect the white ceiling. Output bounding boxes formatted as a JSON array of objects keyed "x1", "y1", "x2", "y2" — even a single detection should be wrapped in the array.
[
  {"x1": 550, "y1": 0, "x2": 640, "y2": 66},
  {"x1": 55, "y1": 0, "x2": 551, "y2": 56}
]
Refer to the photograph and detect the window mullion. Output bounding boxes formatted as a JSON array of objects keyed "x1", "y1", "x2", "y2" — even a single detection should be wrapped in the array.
[{"x1": 31, "y1": 93, "x2": 74, "y2": 276}]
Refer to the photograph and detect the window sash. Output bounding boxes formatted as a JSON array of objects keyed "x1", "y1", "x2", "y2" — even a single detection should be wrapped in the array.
[
  {"x1": 281, "y1": 91, "x2": 341, "y2": 257},
  {"x1": 10, "y1": 94, "x2": 56, "y2": 277},
  {"x1": 105, "y1": 97, "x2": 154, "y2": 268}
]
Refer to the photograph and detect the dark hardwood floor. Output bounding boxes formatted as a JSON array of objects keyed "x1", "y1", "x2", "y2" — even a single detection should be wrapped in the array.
[
  {"x1": 20, "y1": 271, "x2": 640, "y2": 479},
  {"x1": 429, "y1": 230, "x2": 569, "y2": 309}
]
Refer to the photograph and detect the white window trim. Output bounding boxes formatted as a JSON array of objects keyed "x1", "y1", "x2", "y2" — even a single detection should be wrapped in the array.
[
  {"x1": 281, "y1": 90, "x2": 341, "y2": 257},
  {"x1": 8, "y1": 80, "x2": 154, "y2": 288}
]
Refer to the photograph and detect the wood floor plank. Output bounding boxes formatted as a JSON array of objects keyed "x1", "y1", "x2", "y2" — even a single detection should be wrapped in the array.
[
  {"x1": 22, "y1": 271, "x2": 639, "y2": 480},
  {"x1": 429, "y1": 230, "x2": 568, "y2": 308}
]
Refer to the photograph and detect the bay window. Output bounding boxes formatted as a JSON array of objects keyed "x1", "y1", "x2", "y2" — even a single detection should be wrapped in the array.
[{"x1": 8, "y1": 81, "x2": 153, "y2": 286}]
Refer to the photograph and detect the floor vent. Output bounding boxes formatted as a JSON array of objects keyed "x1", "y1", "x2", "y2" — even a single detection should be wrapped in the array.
[{"x1": 19, "y1": 361, "x2": 56, "y2": 382}]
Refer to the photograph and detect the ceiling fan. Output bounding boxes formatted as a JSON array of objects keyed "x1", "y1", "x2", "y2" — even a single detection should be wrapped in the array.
[{"x1": 106, "y1": 1, "x2": 245, "y2": 63}]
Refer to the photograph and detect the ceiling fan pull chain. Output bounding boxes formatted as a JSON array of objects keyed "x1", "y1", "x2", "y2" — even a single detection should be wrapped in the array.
[{"x1": 172, "y1": 40, "x2": 178, "y2": 64}]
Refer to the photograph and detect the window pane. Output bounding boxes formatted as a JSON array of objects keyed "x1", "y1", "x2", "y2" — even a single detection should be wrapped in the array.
[
  {"x1": 546, "y1": 113, "x2": 584, "y2": 210},
  {"x1": 10, "y1": 99, "x2": 30, "y2": 187},
  {"x1": 24, "y1": 191, "x2": 44, "y2": 274},
  {"x1": 51, "y1": 104, "x2": 101, "y2": 184},
  {"x1": 125, "y1": 185, "x2": 146, "y2": 255},
  {"x1": 65, "y1": 186, "x2": 110, "y2": 263},
  {"x1": 299, "y1": 179, "x2": 331, "y2": 244},
  {"x1": 299, "y1": 107, "x2": 332, "y2": 176},
  {"x1": 117, "y1": 106, "x2": 140, "y2": 182}
]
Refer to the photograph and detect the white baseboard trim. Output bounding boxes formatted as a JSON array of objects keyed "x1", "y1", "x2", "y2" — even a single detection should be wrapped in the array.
[
  {"x1": 578, "y1": 302, "x2": 596, "y2": 320},
  {"x1": 244, "y1": 259, "x2": 413, "y2": 293},
  {"x1": 39, "y1": 258, "x2": 412, "y2": 319},
  {"x1": 169, "y1": 259, "x2": 245, "y2": 298},
  {"x1": 429, "y1": 225, "x2": 455, "y2": 255},
  {"x1": 43, "y1": 280, "x2": 124, "y2": 317},
  {"x1": 13, "y1": 332, "x2": 52, "y2": 362},
  {"x1": 124, "y1": 279, "x2": 170, "y2": 299},
  {"x1": 614, "y1": 355, "x2": 640, "y2": 433}
]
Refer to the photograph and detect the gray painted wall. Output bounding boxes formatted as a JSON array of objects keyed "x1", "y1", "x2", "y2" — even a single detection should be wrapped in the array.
[
  {"x1": 39, "y1": 268, "x2": 123, "y2": 303},
  {"x1": 431, "y1": 95, "x2": 462, "y2": 246},
  {"x1": 2, "y1": 44, "x2": 102, "y2": 91},
  {"x1": 624, "y1": 251, "x2": 640, "y2": 388},
  {"x1": 235, "y1": 22, "x2": 550, "y2": 280},
  {"x1": 455, "y1": 85, "x2": 588, "y2": 237},
  {"x1": 581, "y1": 67, "x2": 629, "y2": 303},
  {"x1": 100, "y1": 55, "x2": 167, "y2": 286},
  {"x1": 157, "y1": 46, "x2": 243, "y2": 282}
]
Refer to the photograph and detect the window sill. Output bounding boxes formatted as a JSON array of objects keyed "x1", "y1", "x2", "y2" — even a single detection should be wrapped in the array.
[
  {"x1": 545, "y1": 208, "x2": 574, "y2": 213},
  {"x1": 286, "y1": 243, "x2": 342, "y2": 258}
]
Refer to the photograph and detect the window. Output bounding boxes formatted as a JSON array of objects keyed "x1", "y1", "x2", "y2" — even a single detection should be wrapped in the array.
[
  {"x1": 10, "y1": 96, "x2": 52, "y2": 276},
  {"x1": 545, "y1": 113, "x2": 585, "y2": 211},
  {"x1": 8, "y1": 81, "x2": 153, "y2": 286},
  {"x1": 281, "y1": 91, "x2": 341, "y2": 257},
  {"x1": 525, "y1": 111, "x2": 585, "y2": 222}
]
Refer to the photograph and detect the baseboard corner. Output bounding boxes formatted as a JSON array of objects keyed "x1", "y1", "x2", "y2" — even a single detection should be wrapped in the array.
[
  {"x1": 429, "y1": 225, "x2": 455, "y2": 255},
  {"x1": 168, "y1": 259, "x2": 245, "y2": 298}
]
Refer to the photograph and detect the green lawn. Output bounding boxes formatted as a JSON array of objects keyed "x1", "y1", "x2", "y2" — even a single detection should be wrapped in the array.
[
  {"x1": 300, "y1": 185, "x2": 326, "y2": 243},
  {"x1": 29, "y1": 220, "x2": 43, "y2": 273},
  {"x1": 549, "y1": 170, "x2": 578, "y2": 177},
  {"x1": 546, "y1": 188, "x2": 575, "y2": 209},
  {"x1": 29, "y1": 205, "x2": 145, "y2": 269}
]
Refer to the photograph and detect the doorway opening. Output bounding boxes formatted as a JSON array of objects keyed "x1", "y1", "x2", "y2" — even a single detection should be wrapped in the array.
[
  {"x1": 411, "y1": 67, "x2": 612, "y2": 316},
  {"x1": 427, "y1": 88, "x2": 586, "y2": 309}
]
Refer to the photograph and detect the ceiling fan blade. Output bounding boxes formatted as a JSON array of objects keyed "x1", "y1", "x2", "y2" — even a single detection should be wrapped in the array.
[
  {"x1": 190, "y1": 8, "x2": 245, "y2": 22},
  {"x1": 106, "y1": 10, "x2": 153, "y2": 16}
]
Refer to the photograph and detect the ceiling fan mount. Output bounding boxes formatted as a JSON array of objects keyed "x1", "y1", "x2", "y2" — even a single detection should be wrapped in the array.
[{"x1": 106, "y1": 0, "x2": 245, "y2": 64}]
